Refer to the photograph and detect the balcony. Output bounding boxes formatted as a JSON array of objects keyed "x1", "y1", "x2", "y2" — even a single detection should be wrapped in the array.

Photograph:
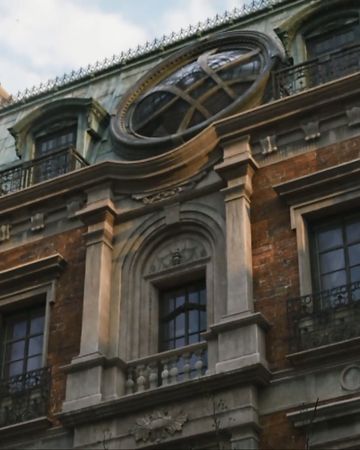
[
  {"x1": 125, "y1": 342, "x2": 207, "y2": 394},
  {"x1": 0, "y1": 367, "x2": 51, "y2": 428},
  {"x1": 287, "y1": 281, "x2": 360, "y2": 354},
  {"x1": 0, "y1": 146, "x2": 89, "y2": 197},
  {"x1": 273, "y1": 44, "x2": 360, "y2": 98}
]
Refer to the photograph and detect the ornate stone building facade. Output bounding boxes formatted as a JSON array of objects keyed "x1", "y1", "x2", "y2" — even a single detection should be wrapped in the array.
[{"x1": 0, "y1": 0, "x2": 360, "y2": 448}]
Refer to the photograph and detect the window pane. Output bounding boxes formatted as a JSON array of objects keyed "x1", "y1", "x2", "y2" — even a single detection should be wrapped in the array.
[
  {"x1": 8, "y1": 361, "x2": 23, "y2": 377},
  {"x1": 175, "y1": 313, "x2": 185, "y2": 337},
  {"x1": 200, "y1": 289, "x2": 206, "y2": 305},
  {"x1": 346, "y1": 221, "x2": 360, "y2": 244},
  {"x1": 7, "y1": 340, "x2": 25, "y2": 362},
  {"x1": 189, "y1": 309, "x2": 199, "y2": 334},
  {"x1": 317, "y1": 227, "x2": 343, "y2": 251},
  {"x1": 30, "y1": 316, "x2": 45, "y2": 335},
  {"x1": 349, "y1": 243, "x2": 360, "y2": 266},
  {"x1": 27, "y1": 355, "x2": 42, "y2": 372},
  {"x1": 176, "y1": 293, "x2": 185, "y2": 308},
  {"x1": 200, "y1": 311, "x2": 207, "y2": 331},
  {"x1": 188, "y1": 289, "x2": 199, "y2": 304},
  {"x1": 321, "y1": 270, "x2": 347, "y2": 290},
  {"x1": 189, "y1": 334, "x2": 199, "y2": 344},
  {"x1": 10, "y1": 320, "x2": 27, "y2": 339},
  {"x1": 175, "y1": 337, "x2": 185, "y2": 348},
  {"x1": 351, "y1": 266, "x2": 360, "y2": 283},
  {"x1": 319, "y1": 249, "x2": 345, "y2": 273},
  {"x1": 28, "y1": 336, "x2": 43, "y2": 356}
]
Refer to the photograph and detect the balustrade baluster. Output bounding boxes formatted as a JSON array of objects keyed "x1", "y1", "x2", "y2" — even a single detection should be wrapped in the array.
[
  {"x1": 169, "y1": 356, "x2": 179, "y2": 384},
  {"x1": 161, "y1": 359, "x2": 171, "y2": 386},
  {"x1": 136, "y1": 365, "x2": 147, "y2": 392},
  {"x1": 148, "y1": 362, "x2": 158, "y2": 389},
  {"x1": 182, "y1": 352, "x2": 191, "y2": 381},
  {"x1": 194, "y1": 349, "x2": 204, "y2": 378},
  {"x1": 125, "y1": 369, "x2": 135, "y2": 395}
]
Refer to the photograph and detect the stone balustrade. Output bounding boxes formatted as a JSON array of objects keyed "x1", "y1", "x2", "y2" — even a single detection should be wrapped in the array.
[{"x1": 125, "y1": 342, "x2": 207, "y2": 394}]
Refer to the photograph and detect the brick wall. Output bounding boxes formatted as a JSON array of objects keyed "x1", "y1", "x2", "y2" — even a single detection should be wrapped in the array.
[{"x1": 0, "y1": 227, "x2": 86, "y2": 421}]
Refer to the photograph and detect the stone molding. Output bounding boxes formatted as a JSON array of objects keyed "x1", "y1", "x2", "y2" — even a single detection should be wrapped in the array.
[
  {"x1": 0, "y1": 417, "x2": 51, "y2": 441},
  {"x1": 273, "y1": 157, "x2": 360, "y2": 206},
  {"x1": 0, "y1": 253, "x2": 66, "y2": 289},
  {"x1": 57, "y1": 363, "x2": 270, "y2": 427}
]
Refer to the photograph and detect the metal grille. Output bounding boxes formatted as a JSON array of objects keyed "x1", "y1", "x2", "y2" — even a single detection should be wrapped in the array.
[
  {"x1": 287, "y1": 281, "x2": 360, "y2": 353},
  {"x1": 0, "y1": 0, "x2": 284, "y2": 112},
  {"x1": 273, "y1": 44, "x2": 360, "y2": 98},
  {"x1": 0, "y1": 147, "x2": 88, "y2": 197},
  {"x1": 0, "y1": 367, "x2": 51, "y2": 427}
]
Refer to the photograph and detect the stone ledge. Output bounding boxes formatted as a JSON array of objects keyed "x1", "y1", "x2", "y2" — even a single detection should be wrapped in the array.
[
  {"x1": 57, "y1": 363, "x2": 270, "y2": 427},
  {"x1": 0, "y1": 416, "x2": 51, "y2": 440},
  {"x1": 205, "y1": 312, "x2": 271, "y2": 338},
  {"x1": 287, "y1": 337, "x2": 360, "y2": 366},
  {"x1": 287, "y1": 395, "x2": 360, "y2": 428}
]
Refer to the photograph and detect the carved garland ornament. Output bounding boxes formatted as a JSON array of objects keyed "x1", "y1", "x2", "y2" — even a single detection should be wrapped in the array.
[{"x1": 131, "y1": 410, "x2": 188, "y2": 443}]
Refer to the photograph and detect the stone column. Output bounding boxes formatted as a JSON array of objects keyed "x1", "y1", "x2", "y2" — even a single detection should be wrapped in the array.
[
  {"x1": 215, "y1": 135, "x2": 258, "y2": 317},
  {"x1": 63, "y1": 183, "x2": 126, "y2": 410},
  {"x1": 211, "y1": 135, "x2": 270, "y2": 379}
]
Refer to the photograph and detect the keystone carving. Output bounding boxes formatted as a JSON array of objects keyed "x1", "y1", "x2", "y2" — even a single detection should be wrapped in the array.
[
  {"x1": 131, "y1": 410, "x2": 188, "y2": 443},
  {"x1": 0, "y1": 224, "x2": 11, "y2": 242},
  {"x1": 149, "y1": 237, "x2": 207, "y2": 274},
  {"x1": 346, "y1": 107, "x2": 360, "y2": 127},
  {"x1": 260, "y1": 135, "x2": 278, "y2": 155},
  {"x1": 302, "y1": 121, "x2": 320, "y2": 141}
]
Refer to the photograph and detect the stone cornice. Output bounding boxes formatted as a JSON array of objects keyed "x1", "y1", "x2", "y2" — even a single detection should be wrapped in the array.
[
  {"x1": 57, "y1": 363, "x2": 270, "y2": 427},
  {"x1": 287, "y1": 395, "x2": 360, "y2": 428},
  {"x1": 0, "y1": 253, "x2": 66, "y2": 289},
  {"x1": 273, "y1": 157, "x2": 360, "y2": 205},
  {"x1": 214, "y1": 71, "x2": 360, "y2": 142},
  {"x1": 0, "y1": 125, "x2": 221, "y2": 219}
]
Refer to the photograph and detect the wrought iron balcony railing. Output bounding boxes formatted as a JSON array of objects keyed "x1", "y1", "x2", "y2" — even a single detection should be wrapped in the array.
[
  {"x1": 125, "y1": 342, "x2": 207, "y2": 394},
  {"x1": 287, "y1": 281, "x2": 360, "y2": 353},
  {"x1": 273, "y1": 44, "x2": 360, "y2": 99},
  {"x1": 0, "y1": 146, "x2": 89, "y2": 197},
  {"x1": 0, "y1": 367, "x2": 51, "y2": 428}
]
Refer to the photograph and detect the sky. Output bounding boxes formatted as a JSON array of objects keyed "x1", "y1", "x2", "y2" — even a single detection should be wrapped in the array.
[{"x1": 0, "y1": 0, "x2": 249, "y2": 95}]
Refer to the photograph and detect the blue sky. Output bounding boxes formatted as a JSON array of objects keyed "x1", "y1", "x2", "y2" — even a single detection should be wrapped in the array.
[{"x1": 0, "y1": 0, "x2": 247, "y2": 95}]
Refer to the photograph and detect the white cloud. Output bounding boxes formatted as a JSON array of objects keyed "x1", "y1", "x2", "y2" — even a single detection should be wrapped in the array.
[
  {"x1": 0, "y1": 0, "x2": 149, "y2": 94},
  {"x1": 0, "y1": 0, "x2": 250, "y2": 95}
]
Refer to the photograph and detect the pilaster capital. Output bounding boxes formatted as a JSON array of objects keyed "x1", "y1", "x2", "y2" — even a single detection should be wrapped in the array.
[{"x1": 215, "y1": 135, "x2": 258, "y2": 200}]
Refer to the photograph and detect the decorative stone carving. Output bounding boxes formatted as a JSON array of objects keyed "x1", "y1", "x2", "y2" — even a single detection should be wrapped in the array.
[
  {"x1": 149, "y1": 237, "x2": 208, "y2": 274},
  {"x1": 30, "y1": 213, "x2": 45, "y2": 232},
  {"x1": 340, "y1": 365, "x2": 360, "y2": 391},
  {"x1": 302, "y1": 121, "x2": 320, "y2": 141},
  {"x1": 0, "y1": 224, "x2": 11, "y2": 243},
  {"x1": 346, "y1": 107, "x2": 360, "y2": 127},
  {"x1": 66, "y1": 198, "x2": 84, "y2": 218},
  {"x1": 260, "y1": 135, "x2": 278, "y2": 155},
  {"x1": 134, "y1": 187, "x2": 183, "y2": 205},
  {"x1": 132, "y1": 171, "x2": 208, "y2": 205},
  {"x1": 131, "y1": 410, "x2": 188, "y2": 443}
]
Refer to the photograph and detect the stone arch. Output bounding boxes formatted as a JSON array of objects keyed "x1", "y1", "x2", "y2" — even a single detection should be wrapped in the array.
[{"x1": 111, "y1": 203, "x2": 226, "y2": 362}]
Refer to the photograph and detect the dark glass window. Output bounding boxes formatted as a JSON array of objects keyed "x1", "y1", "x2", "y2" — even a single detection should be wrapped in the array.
[
  {"x1": 306, "y1": 17, "x2": 360, "y2": 59},
  {"x1": 159, "y1": 281, "x2": 206, "y2": 351},
  {"x1": 2, "y1": 306, "x2": 45, "y2": 378},
  {"x1": 35, "y1": 127, "x2": 77, "y2": 158},
  {"x1": 311, "y1": 215, "x2": 360, "y2": 293}
]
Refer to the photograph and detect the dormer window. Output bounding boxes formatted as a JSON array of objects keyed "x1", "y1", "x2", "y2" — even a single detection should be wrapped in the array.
[
  {"x1": 35, "y1": 125, "x2": 77, "y2": 158},
  {"x1": 305, "y1": 16, "x2": 360, "y2": 59}
]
